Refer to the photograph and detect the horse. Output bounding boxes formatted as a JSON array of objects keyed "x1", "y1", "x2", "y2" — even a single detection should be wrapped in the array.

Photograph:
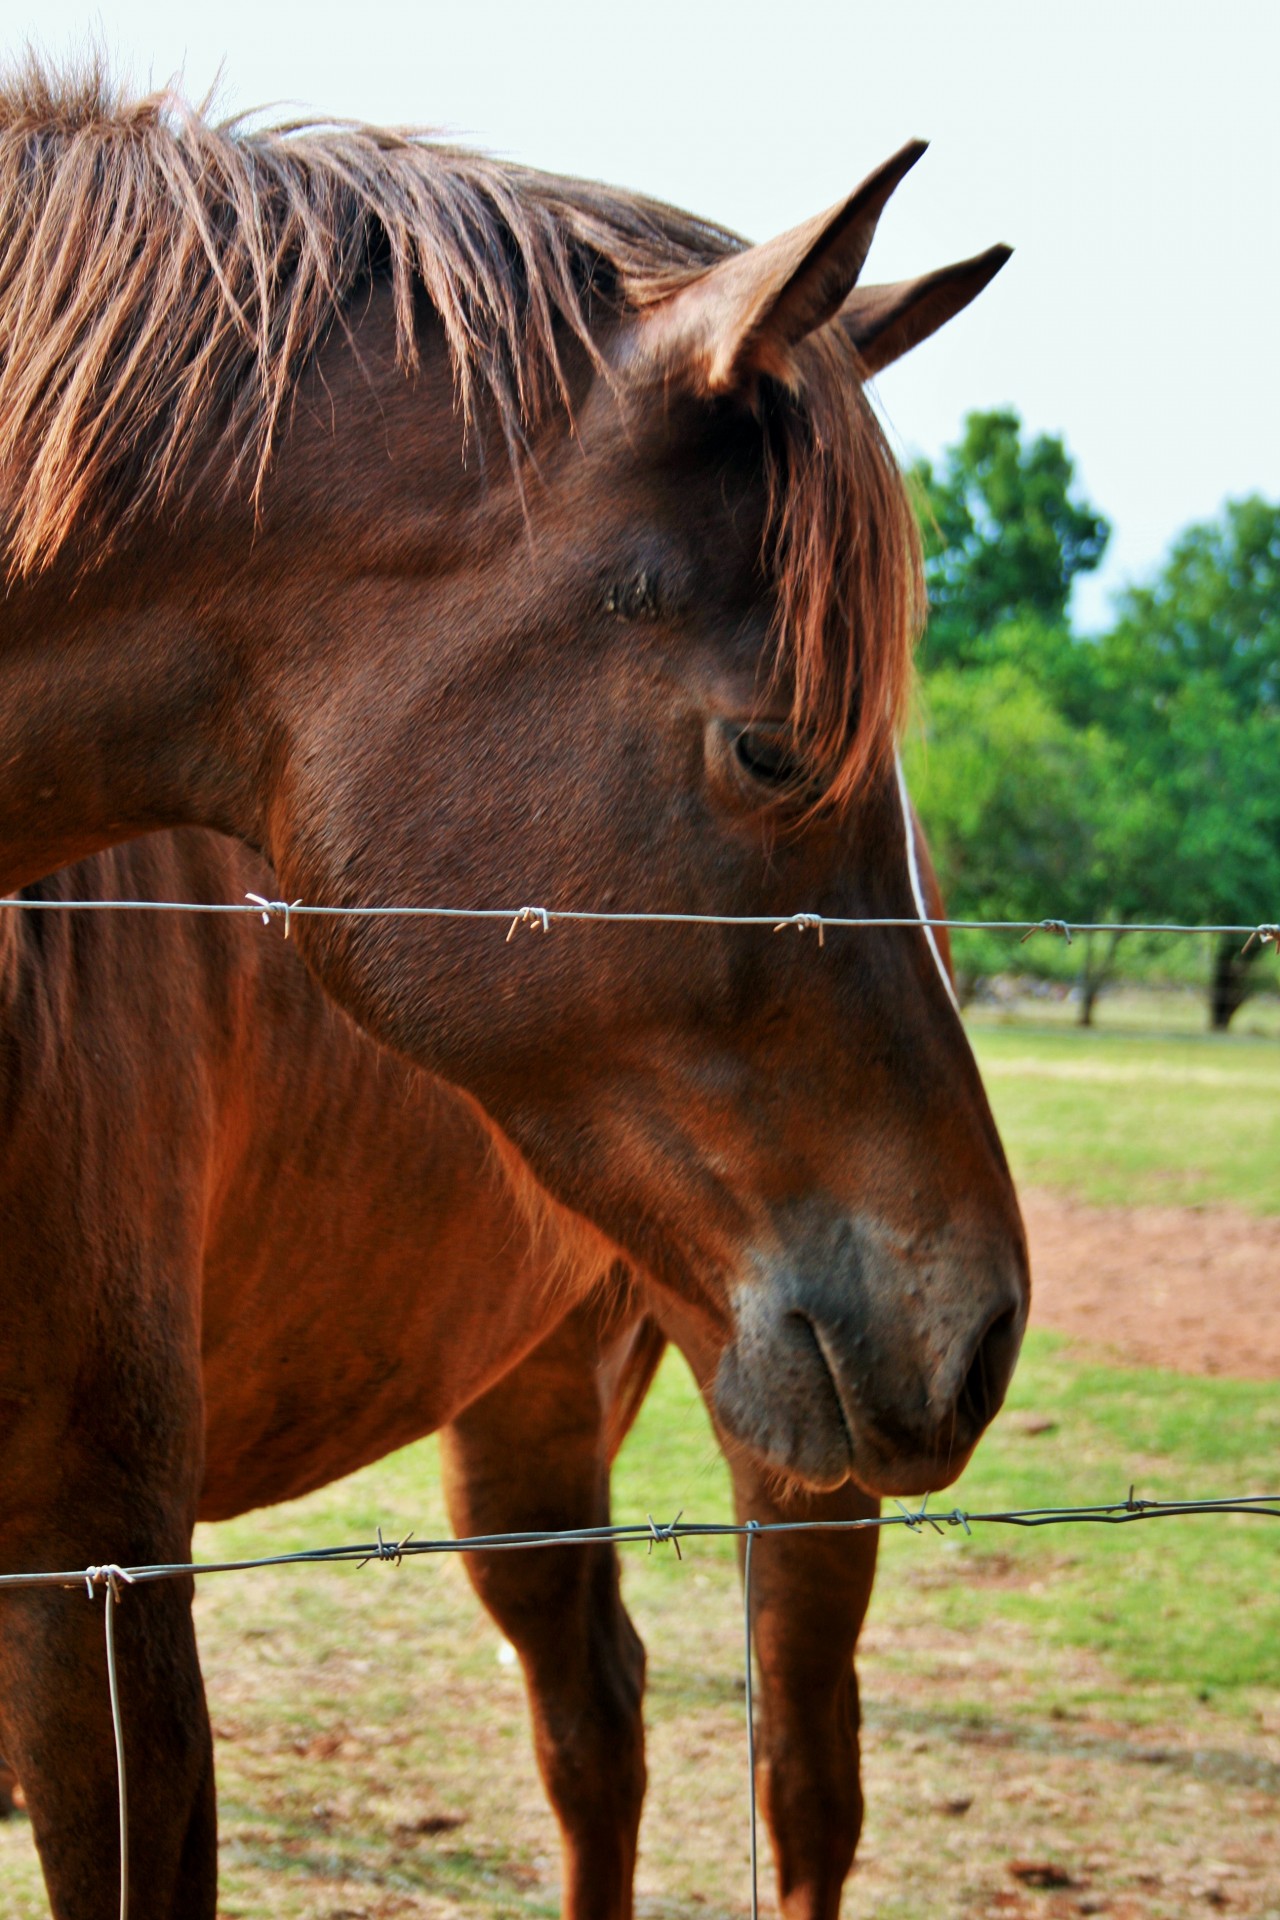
[{"x1": 0, "y1": 65, "x2": 1028, "y2": 1917}]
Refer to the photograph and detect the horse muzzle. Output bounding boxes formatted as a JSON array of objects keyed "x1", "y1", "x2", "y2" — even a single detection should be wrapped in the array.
[{"x1": 712, "y1": 1218, "x2": 1029, "y2": 1496}]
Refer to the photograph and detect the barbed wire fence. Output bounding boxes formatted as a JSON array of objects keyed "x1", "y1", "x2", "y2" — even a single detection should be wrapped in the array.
[
  {"x1": 2, "y1": 890, "x2": 1279, "y2": 1920},
  {"x1": 2, "y1": 1497, "x2": 1279, "y2": 1920}
]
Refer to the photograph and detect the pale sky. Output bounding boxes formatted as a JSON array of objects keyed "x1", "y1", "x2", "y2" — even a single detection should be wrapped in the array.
[{"x1": 6, "y1": 1, "x2": 1278, "y2": 630}]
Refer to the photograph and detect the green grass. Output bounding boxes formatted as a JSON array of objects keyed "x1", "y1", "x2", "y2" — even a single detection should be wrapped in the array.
[
  {"x1": 878, "y1": 1331, "x2": 1280, "y2": 1699},
  {"x1": 970, "y1": 980, "x2": 1280, "y2": 1038},
  {"x1": 967, "y1": 1013, "x2": 1280, "y2": 1211}
]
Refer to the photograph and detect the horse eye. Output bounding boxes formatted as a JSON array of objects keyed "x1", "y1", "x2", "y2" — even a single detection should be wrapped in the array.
[
  {"x1": 733, "y1": 725, "x2": 803, "y2": 788},
  {"x1": 603, "y1": 570, "x2": 661, "y2": 621}
]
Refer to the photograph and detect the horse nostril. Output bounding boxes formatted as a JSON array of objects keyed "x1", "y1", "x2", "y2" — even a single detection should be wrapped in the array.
[{"x1": 957, "y1": 1304, "x2": 1019, "y2": 1435}]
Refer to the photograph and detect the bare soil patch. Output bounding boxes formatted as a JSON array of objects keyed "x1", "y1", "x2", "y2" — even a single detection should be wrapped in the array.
[{"x1": 1022, "y1": 1190, "x2": 1280, "y2": 1380}]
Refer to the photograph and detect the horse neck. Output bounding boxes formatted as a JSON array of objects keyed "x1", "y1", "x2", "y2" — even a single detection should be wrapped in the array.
[{"x1": 0, "y1": 556, "x2": 259, "y2": 895}]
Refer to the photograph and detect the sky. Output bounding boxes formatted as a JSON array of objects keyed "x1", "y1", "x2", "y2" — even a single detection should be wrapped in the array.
[{"x1": 5, "y1": 1, "x2": 1278, "y2": 630}]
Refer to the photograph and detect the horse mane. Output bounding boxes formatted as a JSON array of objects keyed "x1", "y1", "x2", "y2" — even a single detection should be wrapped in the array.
[{"x1": 0, "y1": 59, "x2": 920, "y2": 801}]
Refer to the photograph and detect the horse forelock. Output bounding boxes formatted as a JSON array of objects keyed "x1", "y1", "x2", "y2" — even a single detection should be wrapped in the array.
[
  {"x1": 0, "y1": 60, "x2": 921, "y2": 797},
  {"x1": 759, "y1": 330, "x2": 924, "y2": 812}
]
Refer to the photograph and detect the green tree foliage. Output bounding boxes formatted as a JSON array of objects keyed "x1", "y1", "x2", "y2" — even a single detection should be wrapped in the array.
[
  {"x1": 909, "y1": 416, "x2": 1280, "y2": 1027},
  {"x1": 905, "y1": 667, "x2": 1112, "y2": 924},
  {"x1": 1100, "y1": 496, "x2": 1280, "y2": 718},
  {"x1": 903, "y1": 667, "x2": 1158, "y2": 1013},
  {"x1": 1094, "y1": 498, "x2": 1280, "y2": 1023},
  {"x1": 912, "y1": 409, "x2": 1110, "y2": 669}
]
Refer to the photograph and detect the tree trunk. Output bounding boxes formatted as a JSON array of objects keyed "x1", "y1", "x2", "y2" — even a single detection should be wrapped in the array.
[
  {"x1": 1209, "y1": 933, "x2": 1259, "y2": 1031},
  {"x1": 1076, "y1": 928, "x2": 1123, "y2": 1027}
]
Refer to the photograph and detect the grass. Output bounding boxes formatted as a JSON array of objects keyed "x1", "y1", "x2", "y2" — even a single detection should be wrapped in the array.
[
  {"x1": 876, "y1": 1332, "x2": 1280, "y2": 1699},
  {"x1": 969, "y1": 981, "x2": 1280, "y2": 1040},
  {"x1": 967, "y1": 1007, "x2": 1280, "y2": 1212}
]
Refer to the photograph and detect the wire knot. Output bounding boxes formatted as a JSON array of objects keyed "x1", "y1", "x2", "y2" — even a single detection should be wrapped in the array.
[
  {"x1": 773, "y1": 912, "x2": 826, "y2": 947},
  {"x1": 646, "y1": 1511, "x2": 684, "y2": 1559},
  {"x1": 1019, "y1": 918, "x2": 1074, "y2": 947},
  {"x1": 84, "y1": 1564, "x2": 134, "y2": 1601},
  {"x1": 1242, "y1": 922, "x2": 1280, "y2": 955},
  {"x1": 506, "y1": 905, "x2": 552, "y2": 942},
  {"x1": 245, "y1": 892, "x2": 304, "y2": 938},
  {"x1": 358, "y1": 1525, "x2": 414, "y2": 1569},
  {"x1": 893, "y1": 1494, "x2": 944, "y2": 1535}
]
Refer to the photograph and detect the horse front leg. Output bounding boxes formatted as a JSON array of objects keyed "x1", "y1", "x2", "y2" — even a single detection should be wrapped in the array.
[
  {"x1": 440, "y1": 1304, "x2": 646, "y2": 1920},
  {"x1": 729, "y1": 1456, "x2": 880, "y2": 1920},
  {"x1": 0, "y1": 1376, "x2": 214, "y2": 1917}
]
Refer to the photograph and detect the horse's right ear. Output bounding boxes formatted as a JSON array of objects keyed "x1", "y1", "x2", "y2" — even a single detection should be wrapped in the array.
[{"x1": 839, "y1": 245, "x2": 1012, "y2": 376}]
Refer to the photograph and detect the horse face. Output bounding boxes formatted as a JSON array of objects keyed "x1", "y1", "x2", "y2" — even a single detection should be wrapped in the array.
[{"x1": 260, "y1": 168, "x2": 1028, "y2": 1499}]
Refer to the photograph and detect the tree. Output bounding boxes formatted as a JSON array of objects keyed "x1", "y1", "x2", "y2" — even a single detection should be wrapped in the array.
[
  {"x1": 911, "y1": 409, "x2": 1110, "y2": 670},
  {"x1": 904, "y1": 666, "x2": 1160, "y2": 1021},
  {"x1": 912, "y1": 420, "x2": 1280, "y2": 1030},
  {"x1": 1095, "y1": 497, "x2": 1280, "y2": 1026}
]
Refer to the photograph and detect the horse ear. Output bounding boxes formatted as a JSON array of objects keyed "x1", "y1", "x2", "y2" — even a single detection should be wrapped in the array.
[
  {"x1": 839, "y1": 244, "x2": 1012, "y2": 376},
  {"x1": 642, "y1": 140, "x2": 929, "y2": 394}
]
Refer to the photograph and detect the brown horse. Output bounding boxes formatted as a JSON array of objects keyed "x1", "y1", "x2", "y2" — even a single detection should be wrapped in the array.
[{"x1": 0, "y1": 66, "x2": 1028, "y2": 1917}]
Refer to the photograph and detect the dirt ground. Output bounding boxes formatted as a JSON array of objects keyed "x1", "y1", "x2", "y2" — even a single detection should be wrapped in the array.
[{"x1": 1021, "y1": 1190, "x2": 1280, "y2": 1380}]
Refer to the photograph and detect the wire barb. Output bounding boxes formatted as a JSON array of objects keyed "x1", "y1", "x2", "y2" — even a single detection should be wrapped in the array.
[
  {"x1": 772, "y1": 912, "x2": 826, "y2": 946},
  {"x1": 646, "y1": 1512, "x2": 684, "y2": 1559},
  {"x1": 1019, "y1": 918, "x2": 1074, "y2": 947},
  {"x1": 358, "y1": 1525, "x2": 415, "y2": 1569},
  {"x1": 1242, "y1": 922, "x2": 1280, "y2": 955},
  {"x1": 893, "y1": 1494, "x2": 945, "y2": 1535},
  {"x1": 84, "y1": 1564, "x2": 135, "y2": 1601},
  {"x1": 244, "y1": 892, "x2": 304, "y2": 938},
  {"x1": 505, "y1": 905, "x2": 552, "y2": 942}
]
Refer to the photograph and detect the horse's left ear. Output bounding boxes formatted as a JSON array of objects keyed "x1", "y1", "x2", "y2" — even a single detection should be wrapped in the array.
[
  {"x1": 839, "y1": 244, "x2": 1013, "y2": 376},
  {"x1": 640, "y1": 139, "x2": 928, "y2": 394}
]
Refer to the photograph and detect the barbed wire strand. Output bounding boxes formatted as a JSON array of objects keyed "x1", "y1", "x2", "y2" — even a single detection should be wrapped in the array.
[
  {"x1": 2, "y1": 1494, "x2": 1276, "y2": 1598},
  {"x1": 0, "y1": 895, "x2": 1278, "y2": 949}
]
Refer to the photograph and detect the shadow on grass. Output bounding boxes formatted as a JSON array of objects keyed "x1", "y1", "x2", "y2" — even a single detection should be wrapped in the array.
[
  {"x1": 865, "y1": 1699, "x2": 1280, "y2": 1792},
  {"x1": 221, "y1": 1820, "x2": 562, "y2": 1915}
]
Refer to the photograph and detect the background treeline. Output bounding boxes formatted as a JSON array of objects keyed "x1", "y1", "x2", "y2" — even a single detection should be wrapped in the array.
[{"x1": 903, "y1": 410, "x2": 1280, "y2": 1026}]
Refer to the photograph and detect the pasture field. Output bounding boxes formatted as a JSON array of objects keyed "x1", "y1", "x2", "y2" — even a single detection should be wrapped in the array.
[
  {"x1": 1, "y1": 1003, "x2": 1277, "y2": 1918},
  {"x1": 968, "y1": 994, "x2": 1280, "y2": 1213}
]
